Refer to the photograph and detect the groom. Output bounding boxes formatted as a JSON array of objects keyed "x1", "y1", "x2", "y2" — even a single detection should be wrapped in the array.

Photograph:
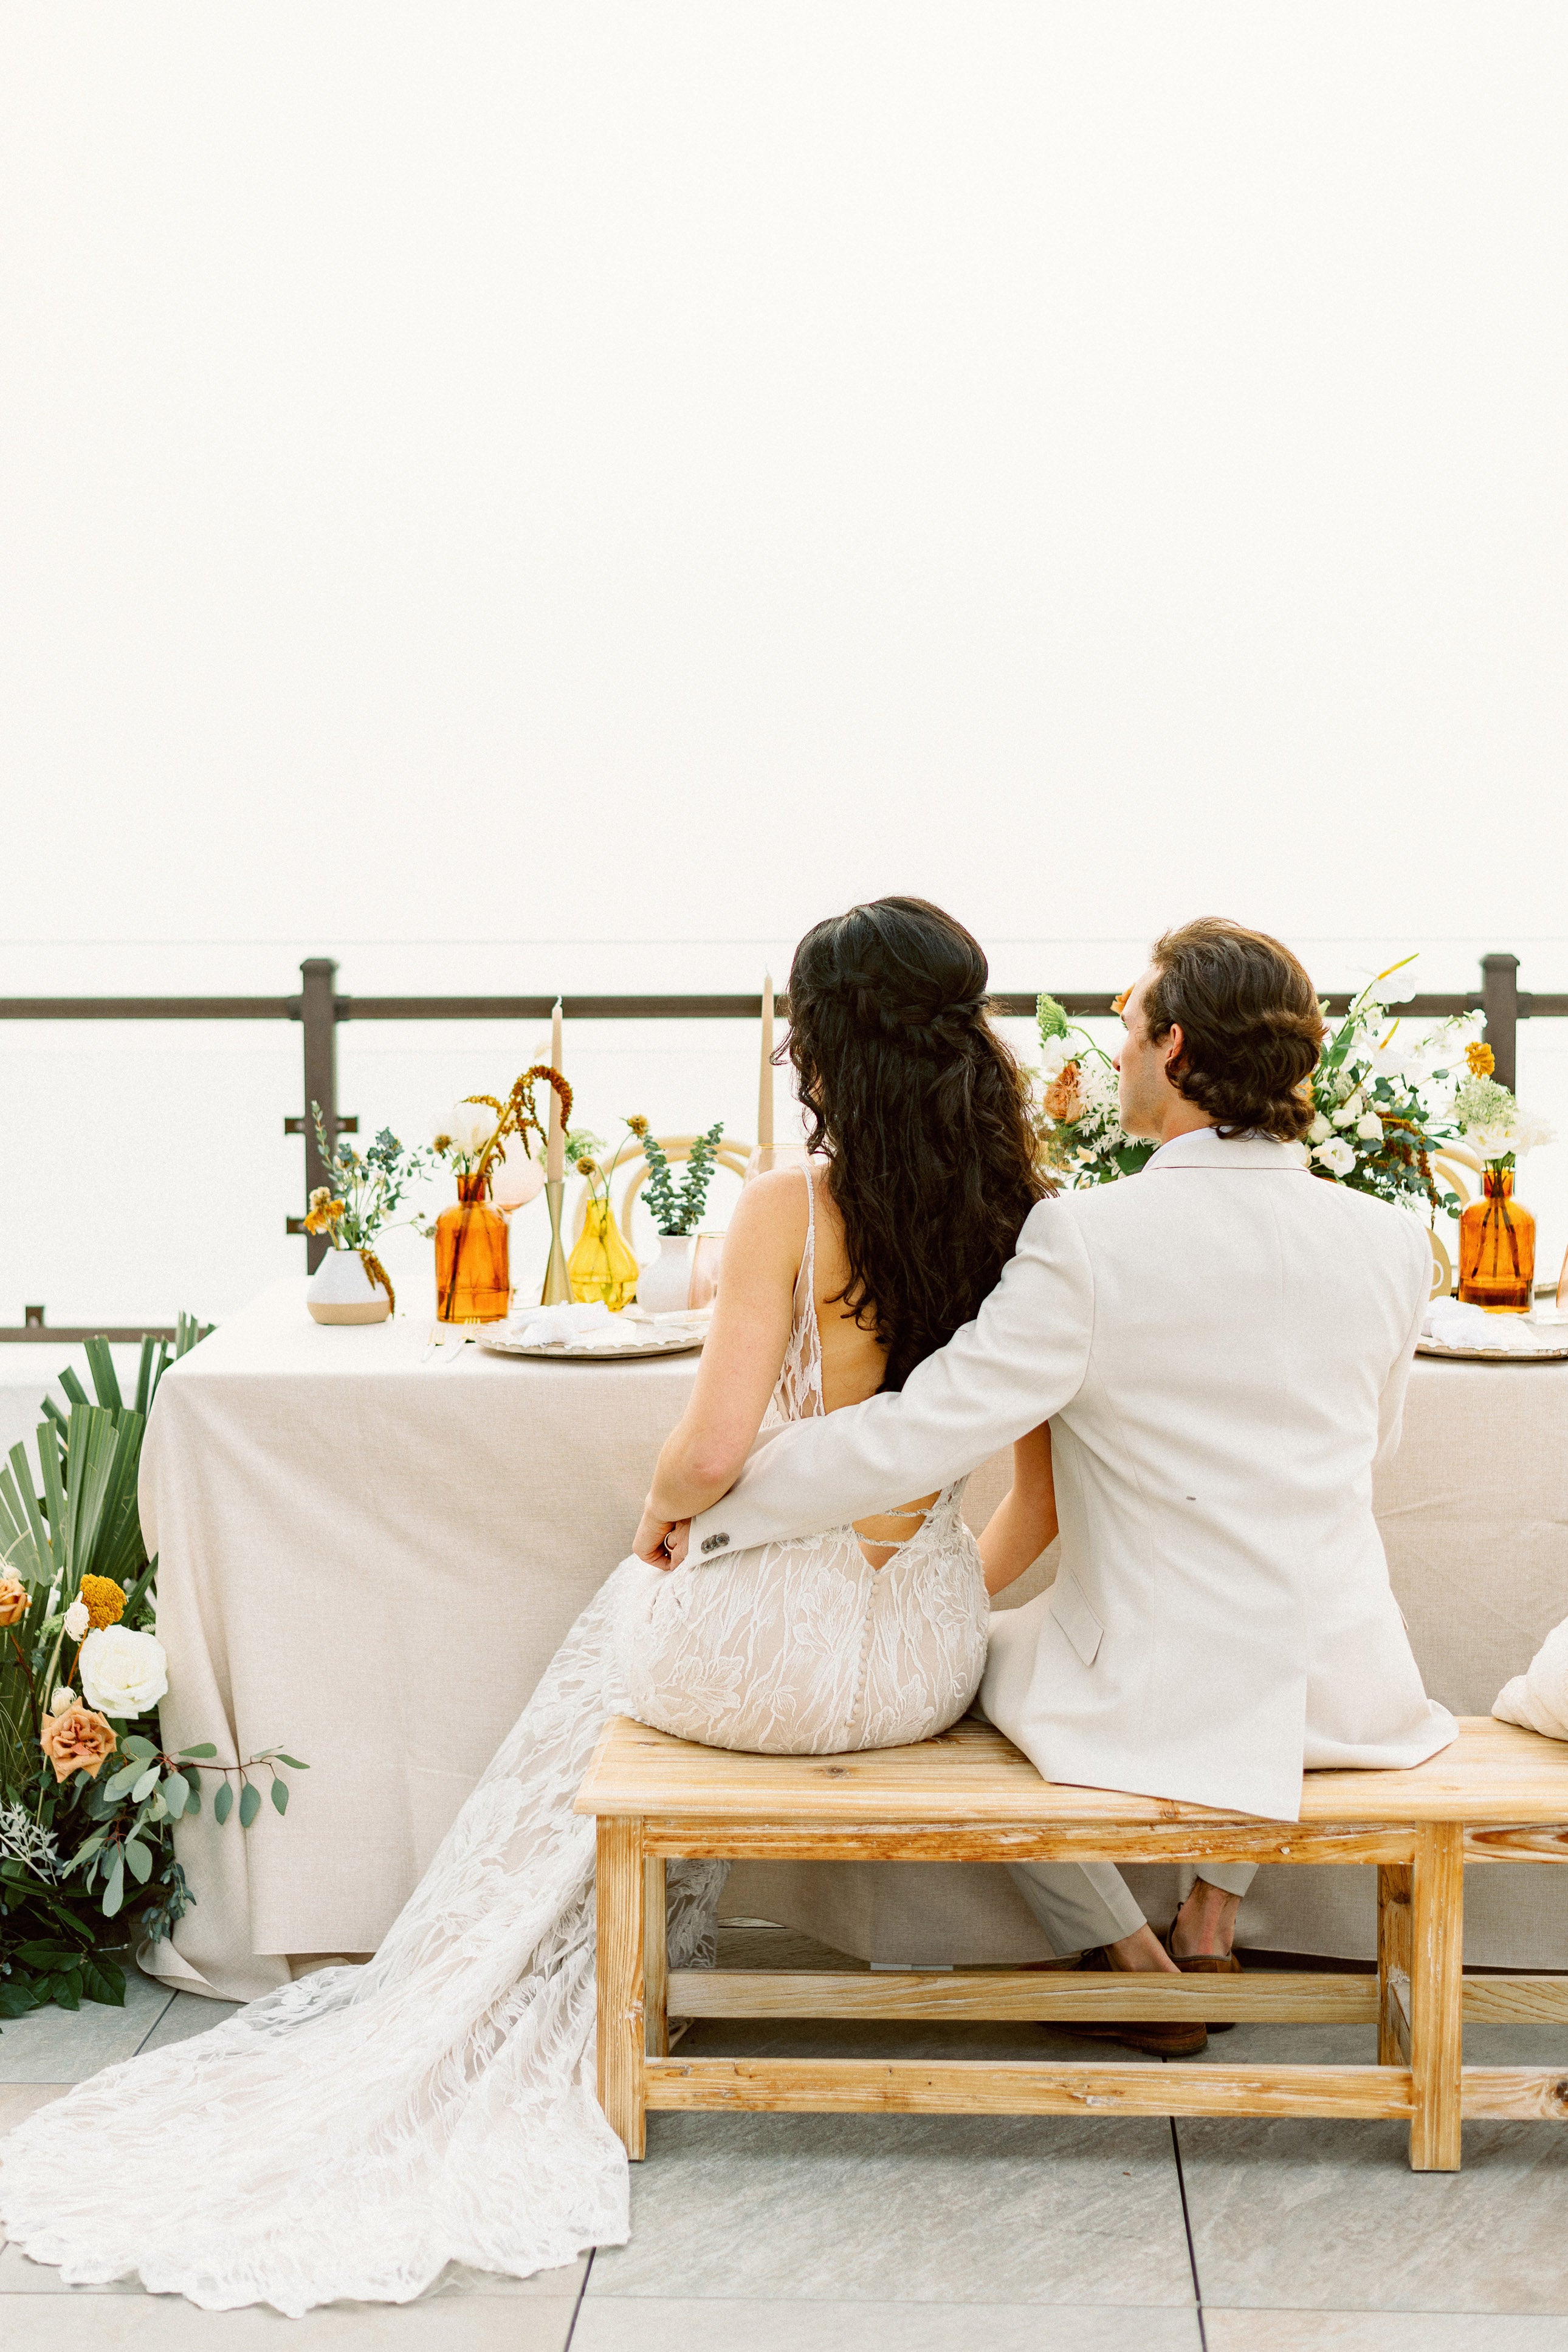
[{"x1": 659, "y1": 916, "x2": 1456, "y2": 2048}]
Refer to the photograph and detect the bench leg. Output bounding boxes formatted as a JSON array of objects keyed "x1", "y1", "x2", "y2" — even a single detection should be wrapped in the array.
[
  {"x1": 1377, "y1": 1863, "x2": 1411, "y2": 2066},
  {"x1": 645, "y1": 1853, "x2": 669, "y2": 2059},
  {"x1": 596, "y1": 1816, "x2": 647, "y2": 2159},
  {"x1": 1408, "y1": 1823, "x2": 1463, "y2": 2172}
]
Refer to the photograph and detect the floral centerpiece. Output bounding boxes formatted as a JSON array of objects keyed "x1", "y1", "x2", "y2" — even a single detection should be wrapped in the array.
[
  {"x1": 428, "y1": 1067, "x2": 570, "y2": 1322},
  {"x1": 565, "y1": 1116, "x2": 649, "y2": 1310},
  {"x1": 1031, "y1": 995, "x2": 1154, "y2": 1185},
  {"x1": 1301, "y1": 960, "x2": 1468, "y2": 1212},
  {"x1": 636, "y1": 1121, "x2": 726, "y2": 1315},
  {"x1": 305, "y1": 1112, "x2": 440, "y2": 1319},
  {"x1": 0, "y1": 1326, "x2": 303, "y2": 2018},
  {"x1": 1448, "y1": 1046, "x2": 1555, "y2": 1311}
]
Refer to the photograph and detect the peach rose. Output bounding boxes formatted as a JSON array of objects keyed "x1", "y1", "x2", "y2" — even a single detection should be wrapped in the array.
[
  {"x1": 1042, "y1": 1062, "x2": 1084, "y2": 1124},
  {"x1": 0, "y1": 1573, "x2": 27, "y2": 1627},
  {"x1": 39, "y1": 1703, "x2": 117, "y2": 1783}
]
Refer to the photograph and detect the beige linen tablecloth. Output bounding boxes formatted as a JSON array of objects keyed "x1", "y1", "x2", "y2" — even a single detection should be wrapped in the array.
[{"x1": 143, "y1": 1283, "x2": 1568, "y2": 1996}]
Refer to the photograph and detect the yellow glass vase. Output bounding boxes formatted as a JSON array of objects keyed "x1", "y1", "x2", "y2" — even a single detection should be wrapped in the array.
[{"x1": 569, "y1": 1195, "x2": 640, "y2": 1312}]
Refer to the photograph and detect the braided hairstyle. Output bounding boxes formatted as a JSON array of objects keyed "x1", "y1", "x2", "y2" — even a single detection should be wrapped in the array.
[{"x1": 785, "y1": 897, "x2": 1048, "y2": 1392}]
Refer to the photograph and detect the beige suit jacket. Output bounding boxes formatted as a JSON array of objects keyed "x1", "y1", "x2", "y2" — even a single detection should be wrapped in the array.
[{"x1": 689, "y1": 1127, "x2": 1456, "y2": 1819}]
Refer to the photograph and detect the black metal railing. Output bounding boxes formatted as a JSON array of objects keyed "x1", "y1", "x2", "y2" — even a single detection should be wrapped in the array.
[{"x1": 2, "y1": 951, "x2": 1561, "y2": 1339}]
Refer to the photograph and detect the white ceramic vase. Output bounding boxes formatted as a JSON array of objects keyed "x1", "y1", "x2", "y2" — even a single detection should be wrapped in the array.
[
  {"x1": 636, "y1": 1235, "x2": 696, "y2": 1316},
  {"x1": 306, "y1": 1248, "x2": 392, "y2": 1325}
]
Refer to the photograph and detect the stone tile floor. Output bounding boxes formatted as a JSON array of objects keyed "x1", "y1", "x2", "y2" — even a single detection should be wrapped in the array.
[{"x1": 2, "y1": 1922, "x2": 1567, "y2": 2349}]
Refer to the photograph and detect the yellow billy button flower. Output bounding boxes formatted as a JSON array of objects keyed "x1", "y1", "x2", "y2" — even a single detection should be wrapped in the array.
[{"x1": 79, "y1": 1575, "x2": 128, "y2": 1632}]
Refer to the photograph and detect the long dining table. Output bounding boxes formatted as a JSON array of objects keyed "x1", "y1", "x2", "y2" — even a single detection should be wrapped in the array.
[{"x1": 140, "y1": 1279, "x2": 1568, "y2": 2000}]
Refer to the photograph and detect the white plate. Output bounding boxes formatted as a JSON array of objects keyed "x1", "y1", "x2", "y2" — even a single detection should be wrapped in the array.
[
  {"x1": 1417, "y1": 1335, "x2": 1568, "y2": 1364},
  {"x1": 480, "y1": 1329, "x2": 706, "y2": 1363}
]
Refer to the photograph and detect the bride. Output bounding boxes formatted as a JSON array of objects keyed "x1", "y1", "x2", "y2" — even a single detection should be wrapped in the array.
[{"x1": 0, "y1": 896, "x2": 1051, "y2": 2314}]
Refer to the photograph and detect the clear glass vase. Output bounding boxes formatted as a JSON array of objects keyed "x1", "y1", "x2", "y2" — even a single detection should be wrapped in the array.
[
  {"x1": 1458, "y1": 1168, "x2": 1535, "y2": 1313},
  {"x1": 568, "y1": 1196, "x2": 639, "y2": 1312},
  {"x1": 435, "y1": 1175, "x2": 511, "y2": 1323}
]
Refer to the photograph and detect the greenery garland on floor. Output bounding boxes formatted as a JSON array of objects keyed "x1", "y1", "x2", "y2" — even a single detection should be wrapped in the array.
[{"x1": 0, "y1": 1322, "x2": 304, "y2": 2020}]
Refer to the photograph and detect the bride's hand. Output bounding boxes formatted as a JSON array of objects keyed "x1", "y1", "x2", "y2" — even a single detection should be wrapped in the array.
[{"x1": 633, "y1": 1500, "x2": 689, "y2": 1570}]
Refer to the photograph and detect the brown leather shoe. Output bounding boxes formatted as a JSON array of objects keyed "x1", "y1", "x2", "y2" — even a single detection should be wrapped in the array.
[
  {"x1": 1058, "y1": 1947, "x2": 1208, "y2": 2058},
  {"x1": 1163, "y1": 1934, "x2": 1242, "y2": 2032}
]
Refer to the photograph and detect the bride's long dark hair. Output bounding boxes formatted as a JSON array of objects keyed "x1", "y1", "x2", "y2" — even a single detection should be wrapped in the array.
[{"x1": 785, "y1": 897, "x2": 1048, "y2": 1392}]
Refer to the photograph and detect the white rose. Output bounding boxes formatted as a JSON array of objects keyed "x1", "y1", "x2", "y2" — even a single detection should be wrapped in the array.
[
  {"x1": 1307, "y1": 1113, "x2": 1332, "y2": 1144},
  {"x1": 51, "y1": 1686, "x2": 75, "y2": 1712},
  {"x1": 78, "y1": 1625, "x2": 169, "y2": 1719},
  {"x1": 63, "y1": 1599, "x2": 89, "y2": 1641},
  {"x1": 441, "y1": 1102, "x2": 499, "y2": 1160},
  {"x1": 1333, "y1": 1092, "x2": 1364, "y2": 1127},
  {"x1": 1356, "y1": 1113, "x2": 1384, "y2": 1141},
  {"x1": 1314, "y1": 1136, "x2": 1357, "y2": 1175}
]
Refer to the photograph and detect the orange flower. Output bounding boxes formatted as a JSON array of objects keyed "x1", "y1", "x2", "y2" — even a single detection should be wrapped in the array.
[
  {"x1": 0, "y1": 1573, "x2": 27, "y2": 1627},
  {"x1": 1111, "y1": 988, "x2": 1130, "y2": 1015},
  {"x1": 1466, "y1": 1041, "x2": 1495, "y2": 1078},
  {"x1": 39, "y1": 1703, "x2": 117, "y2": 1783},
  {"x1": 1042, "y1": 1062, "x2": 1084, "y2": 1124},
  {"x1": 79, "y1": 1574, "x2": 127, "y2": 1631},
  {"x1": 303, "y1": 1189, "x2": 346, "y2": 1237}
]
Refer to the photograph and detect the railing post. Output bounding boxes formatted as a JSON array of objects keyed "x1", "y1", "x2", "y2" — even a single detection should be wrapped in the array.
[
  {"x1": 1480, "y1": 953, "x2": 1519, "y2": 1093},
  {"x1": 298, "y1": 957, "x2": 340, "y2": 1273}
]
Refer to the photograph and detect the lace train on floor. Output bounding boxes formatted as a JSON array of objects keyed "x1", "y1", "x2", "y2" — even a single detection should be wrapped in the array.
[{"x1": 0, "y1": 1564, "x2": 723, "y2": 2316}]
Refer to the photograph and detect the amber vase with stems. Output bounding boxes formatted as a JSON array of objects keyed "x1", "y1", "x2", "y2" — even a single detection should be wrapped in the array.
[
  {"x1": 435, "y1": 1175, "x2": 511, "y2": 1322},
  {"x1": 1458, "y1": 1167, "x2": 1535, "y2": 1313}
]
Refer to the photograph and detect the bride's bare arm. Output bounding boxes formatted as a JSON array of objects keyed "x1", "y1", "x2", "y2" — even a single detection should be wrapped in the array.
[
  {"x1": 976, "y1": 1422, "x2": 1057, "y2": 1595},
  {"x1": 632, "y1": 1172, "x2": 806, "y2": 1559}
]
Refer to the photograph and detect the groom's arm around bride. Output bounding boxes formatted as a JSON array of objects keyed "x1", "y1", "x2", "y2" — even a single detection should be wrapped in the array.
[{"x1": 680, "y1": 917, "x2": 1456, "y2": 1990}]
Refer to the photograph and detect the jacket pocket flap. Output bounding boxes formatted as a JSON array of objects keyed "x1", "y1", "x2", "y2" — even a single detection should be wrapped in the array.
[{"x1": 1050, "y1": 1573, "x2": 1104, "y2": 1667}]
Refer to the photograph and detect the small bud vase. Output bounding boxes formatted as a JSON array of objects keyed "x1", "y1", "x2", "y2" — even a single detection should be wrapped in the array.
[
  {"x1": 435, "y1": 1174, "x2": 511, "y2": 1323},
  {"x1": 637, "y1": 1235, "x2": 697, "y2": 1316},
  {"x1": 1458, "y1": 1167, "x2": 1535, "y2": 1313},
  {"x1": 307, "y1": 1248, "x2": 394, "y2": 1325},
  {"x1": 568, "y1": 1197, "x2": 640, "y2": 1312}
]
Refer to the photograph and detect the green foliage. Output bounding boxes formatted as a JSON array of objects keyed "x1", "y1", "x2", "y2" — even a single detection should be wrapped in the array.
[
  {"x1": 641, "y1": 1123, "x2": 725, "y2": 1236},
  {"x1": 0, "y1": 1320, "x2": 306, "y2": 2024},
  {"x1": 309, "y1": 1109, "x2": 436, "y2": 1248}
]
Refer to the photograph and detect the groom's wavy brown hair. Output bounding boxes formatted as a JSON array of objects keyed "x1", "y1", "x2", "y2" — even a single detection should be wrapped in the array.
[
  {"x1": 1144, "y1": 916, "x2": 1324, "y2": 1142},
  {"x1": 785, "y1": 898, "x2": 1047, "y2": 1392}
]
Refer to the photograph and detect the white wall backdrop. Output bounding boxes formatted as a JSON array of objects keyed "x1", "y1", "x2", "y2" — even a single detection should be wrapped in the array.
[{"x1": 1, "y1": 4, "x2": 1564, "y2": 1327}]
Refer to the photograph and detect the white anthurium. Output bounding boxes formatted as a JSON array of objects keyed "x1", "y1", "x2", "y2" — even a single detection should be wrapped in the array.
[
  {"x1": 1356, "y1": 1113, "x2": 1384, "y2": 1142},
  {"x1": 441, "y1": 1102, "x2": 500, "y2": 1161},
  {"x1": 491, "y1": 1136, "x2": 546, "y2": 1211},
  {"x1": 78, "y1": 1625, "x2": 170, "y2": 1719},
  {"x1": 1314, "y1": 1136, "x2": 1357, "y2": 1175}
]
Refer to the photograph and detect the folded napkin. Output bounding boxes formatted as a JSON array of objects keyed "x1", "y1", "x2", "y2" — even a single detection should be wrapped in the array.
[
  {"x1": 1423, "y1": 1301, "x2": 1542, "y2": 1352},
  {"x1": 1494, "y1": 1616, "x2": 1568, "y2": 1742},
  {"x1": 503, "y1": 1301, "x2": 618, "y2": 1346}
]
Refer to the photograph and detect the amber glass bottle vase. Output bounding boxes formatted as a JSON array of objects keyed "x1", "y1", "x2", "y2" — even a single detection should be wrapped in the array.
[
  {"x1": 435, "y1": 1174, "x2": 511, "y2": 1322},
  {"x1": 1457, "y1": 1167, "x2": 1535, "y2": 1313}
]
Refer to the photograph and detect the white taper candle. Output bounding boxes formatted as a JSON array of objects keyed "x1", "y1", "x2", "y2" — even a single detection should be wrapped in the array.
[
  {"x1": 548, "y1": 999, "x2": 565, "y2": 1180},
  {"x1": 758, "y1": 972, "x2": 775, "y2": 1149}
]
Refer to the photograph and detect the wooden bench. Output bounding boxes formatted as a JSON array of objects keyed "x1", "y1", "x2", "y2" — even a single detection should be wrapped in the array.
[{"x1": 576, "y1": 1712, "x2": 1568, "y2": 2171}]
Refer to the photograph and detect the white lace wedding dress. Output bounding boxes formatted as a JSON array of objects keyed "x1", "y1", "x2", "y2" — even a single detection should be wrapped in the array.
[{"x1": 0, "y1": 1167, "x2": 988, "y2": 2315}]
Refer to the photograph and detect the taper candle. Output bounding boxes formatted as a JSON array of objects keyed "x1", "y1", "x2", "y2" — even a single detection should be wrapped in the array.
[
  {"x1": 758, "y1": 972, "x2": 775, "y2": 1149},
  {"x1": 548, "y1": 999, "x2": 565, "y2": 1180}
]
